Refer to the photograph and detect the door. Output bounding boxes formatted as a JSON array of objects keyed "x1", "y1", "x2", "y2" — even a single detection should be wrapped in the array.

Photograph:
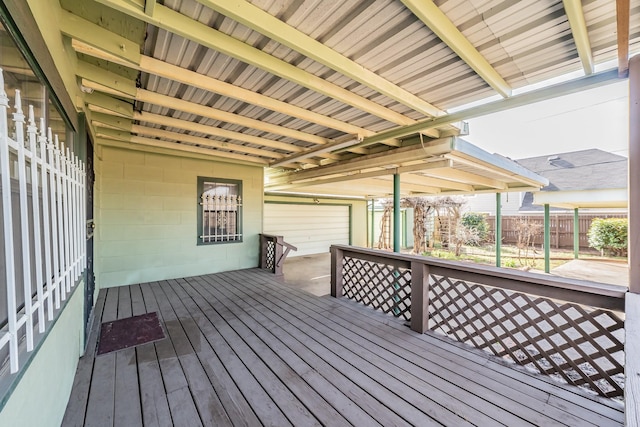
[{"x1": 83, "y1": 131, "x2": 95, "y2": 342}]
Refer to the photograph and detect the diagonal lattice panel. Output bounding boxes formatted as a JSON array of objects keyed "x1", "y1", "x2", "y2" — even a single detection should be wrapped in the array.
[
  {"x1": 428, "y1": 274, "x2": 625, "y2": 398},
  {"x1": 341, "y1": 256, "x2": 412, "y2": 321},
  {"x1": 265, "y1": 240, "x2": 275, "y2": 271}
]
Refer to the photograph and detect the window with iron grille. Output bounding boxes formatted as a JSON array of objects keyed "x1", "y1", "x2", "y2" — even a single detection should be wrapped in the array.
[{"x1": 197, "y1": 177, "x2": 242, "y2": 244}]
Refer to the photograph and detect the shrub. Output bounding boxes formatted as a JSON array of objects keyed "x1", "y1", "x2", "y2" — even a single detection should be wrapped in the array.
[
  {"x1": 461, "y1": 212, "x2": 489, "y2": 243},
  {"x1": 587, "y1": 218, "x2": 628, "y2": 256}
]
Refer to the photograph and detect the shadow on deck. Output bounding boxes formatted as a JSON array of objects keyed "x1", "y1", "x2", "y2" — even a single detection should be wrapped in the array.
[{"x1": 63, "y1": 268, "x2": 623, "y2": 426}]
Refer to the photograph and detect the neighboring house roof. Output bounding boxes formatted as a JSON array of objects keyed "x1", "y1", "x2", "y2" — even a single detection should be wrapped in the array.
[{"x1": 515, "y1": 149, "x2": 628, "y2": 211}]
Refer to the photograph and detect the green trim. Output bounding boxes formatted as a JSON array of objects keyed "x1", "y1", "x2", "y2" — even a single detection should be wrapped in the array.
[
  {"x1": 544, "y1": 204, "x2": 551, "y2": 273},
  {"x1": 196, "y1": 176, "x2": 244, "y2": 246},
  {"x1": 574, "y1": 208, "x2": 580, "y2": 259},
  {"x1": 496, "y1": 193, "x2": 502, "y2": 267},
  {"x1": 0, "y1": 282, "x2": 82, "y2": 412},
  {"x1": 264, "y1": 200, "x2": 352, "y2": 207},
  {"x1": 348, "y1": 205, "x2": 353, "y2": 245},
  {"x1": 264, "y1": 192, "x2": 363, "y2": 201},
  {"x1": 393, "y1": 173, "x2": 400, "y2": 253},
  {"x1": 370, "y1": 200, "x2": 375, "y2": 248}
]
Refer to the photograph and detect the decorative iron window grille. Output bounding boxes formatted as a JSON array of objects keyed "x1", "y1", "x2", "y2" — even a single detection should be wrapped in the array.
[{"x1": 198, "y1": 178, "x2": 242, "y2": 244}]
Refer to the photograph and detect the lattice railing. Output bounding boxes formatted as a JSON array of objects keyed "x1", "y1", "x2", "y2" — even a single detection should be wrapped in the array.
[
  {"x1": 331, "y1": 245, "x2": 626, "y2": 398},
  {"x1": 259, "y1": 234, "x2": 297, "y2": 275},
  {"x1": 342, "y1": 255, "x2": 411, "y2": 320},
  {"x1": 429, "y1": 275, "x2": 624, "y2": 398}
]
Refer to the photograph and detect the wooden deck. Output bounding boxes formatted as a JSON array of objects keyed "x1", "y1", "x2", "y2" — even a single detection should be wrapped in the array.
[{"x1": 62, "y1": 268, "x2": 624, "y2": 427}]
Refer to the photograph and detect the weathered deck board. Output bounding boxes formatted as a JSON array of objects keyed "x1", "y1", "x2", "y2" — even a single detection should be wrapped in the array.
[
  {"x1": 230, "y1": 269, "x2": 622, "y2": 427},
  {"x1": 63, "y1": 268, "x2": 625, "y2": 427}
]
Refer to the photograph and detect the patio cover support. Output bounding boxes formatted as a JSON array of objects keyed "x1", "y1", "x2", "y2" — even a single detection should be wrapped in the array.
[
  {"x1": 544, "y1": 204, "x2": 551, "y2": 273},
  {"x1": 574, "y1": 208, "x2": 580, "y2": 259},
  {"x1": 627, "y1": 51, "x2": 640, "y2": 427},
  {"x1": 394, "y1": 174, "x2": 400, "y2": 253},
  {"x1": 495, "y1": 193, "x2": 502, "y2": 267},
  {"x1": 630, "y1": 54, "x2": 640, "y2": 294},
  {"x1": 370, "y1": 200, "x2": 375, "y2": 248}
]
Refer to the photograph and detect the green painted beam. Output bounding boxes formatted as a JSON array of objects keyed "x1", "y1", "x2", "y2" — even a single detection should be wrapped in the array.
[
  {"x1": 59, "y1": 9, "x2": 141, "y2": 66},
  {"x1": 83, "y1": 91, "x2": 134, "y2": 118},
  {"x1": 394, "y1": 174, "x2": 400, "y2": 253},
  {"x1": 76, "y1": 60, "x2": 138, "y2": 97},
  {"x1": 496, "y1": 193, "x2": 501, "y2": 267},
  {"x1": 574, "y1": 208, "x2": 580, "y2": 259},
  {"x1": 544, "y1": 204, "x2": 551, "y2": 273},
  {"x1": 89, "y1": 112, "x2": 133, "y2": 132}
]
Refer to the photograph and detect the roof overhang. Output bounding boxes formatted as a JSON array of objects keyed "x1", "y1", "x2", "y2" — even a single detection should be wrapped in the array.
[
  {"x1": 533, "y1": 188, "x2": 628, "y2": 209},
  {"x1": 266, "y1": 137, "x2": 548, "y2": 199},
  {"x1": 46, "y1": 0, "x2": 638, "y2": 193}
]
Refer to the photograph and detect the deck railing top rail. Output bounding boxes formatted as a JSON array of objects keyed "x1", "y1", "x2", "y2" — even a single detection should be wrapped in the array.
[{"x1": 331, "y1": 245, "x2": 626, "y2": 311}]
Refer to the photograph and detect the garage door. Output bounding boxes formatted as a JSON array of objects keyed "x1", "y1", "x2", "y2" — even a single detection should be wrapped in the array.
[{"x1": 263, "y1": 203, "x2": 350, "y2": 256}]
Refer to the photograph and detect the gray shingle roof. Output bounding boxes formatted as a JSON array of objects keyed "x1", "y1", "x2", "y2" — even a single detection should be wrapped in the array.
[
  {"x1": 515, "y1": 149, "x2": 627, "y2": 212},
  {"x1": 516, "y1": 149, "x2": 627, "y2": 192}
]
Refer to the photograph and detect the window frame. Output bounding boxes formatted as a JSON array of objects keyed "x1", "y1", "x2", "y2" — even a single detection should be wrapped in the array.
[{"x1": 196, "y1": 176, "x2": 243, "y2": 246}]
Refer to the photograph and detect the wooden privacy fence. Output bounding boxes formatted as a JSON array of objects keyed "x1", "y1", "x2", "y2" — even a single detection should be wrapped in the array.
[
  {"x1": 487, "y1": 214, "x2": 627, "y2": 249},
  {"x1": 331, "y1": 245, "x2": 626, "y2": 398},
  {"x1": 0, "y1": 72, "x2": 86, "y2": 374}
]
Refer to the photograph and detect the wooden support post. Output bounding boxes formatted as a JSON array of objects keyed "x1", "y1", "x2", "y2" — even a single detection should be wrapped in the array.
[
  {"x1": 393, "y1": 173, "x2": 400, "y2": 253},
  {"x1": 544, "y1": 204, "x2": 551, "y2": 273},
  {"x1": 495, "y1": 193, "x2": 502, "y2": 267},
  {"x1": 410, "y1": 261, "x2": 429, "y2": 334},
  {"x1": 573, "y1": 208, "x2": 580, "y2": 259},
  {"x1": 630, "y1": 55, "x2": 640, "y2": 294},
  {"x1": 330, "y1": 246, "x2": 344, "y2": 298},
  {"x1": 274, "y1": 236, "x2": 284, "y2": 276}
]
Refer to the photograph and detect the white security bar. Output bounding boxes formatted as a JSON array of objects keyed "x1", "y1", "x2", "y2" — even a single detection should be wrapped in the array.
[{"x1": 0, "y1": 69, "x2": 86, "y2": 374}]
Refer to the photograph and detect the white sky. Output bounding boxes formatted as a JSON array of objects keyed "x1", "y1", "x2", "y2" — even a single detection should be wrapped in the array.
[{"x1": 462, "y1": 79, "x2": 629, "y2": 160}]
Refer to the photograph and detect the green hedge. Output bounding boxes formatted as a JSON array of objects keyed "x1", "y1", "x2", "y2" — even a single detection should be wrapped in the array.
[{"x1": 587, "y1": 218, "x2": 628, "y2": 256}]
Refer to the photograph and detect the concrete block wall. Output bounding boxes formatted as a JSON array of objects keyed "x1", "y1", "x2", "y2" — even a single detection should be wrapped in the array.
[{"x1": 95, "y1": 145, "x2": 264, "y2": 288}]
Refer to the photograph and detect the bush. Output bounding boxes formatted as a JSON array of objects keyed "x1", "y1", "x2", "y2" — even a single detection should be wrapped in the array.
[
  {"x1": 461, "y1": 212, "x2": 489, "y2": 243},
  {"x1": 587, "y1": 218, "x2": 628, "y2": 256}
]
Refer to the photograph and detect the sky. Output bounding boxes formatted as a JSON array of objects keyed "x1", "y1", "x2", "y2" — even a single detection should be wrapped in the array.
[{"x1": 462, "y1": 79, "x2": 629, "y2": 160}]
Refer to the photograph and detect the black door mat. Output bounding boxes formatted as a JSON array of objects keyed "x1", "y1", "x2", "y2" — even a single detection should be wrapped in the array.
[{"x1": 97, "y1": 312, "x2": 166, "y2": 355}]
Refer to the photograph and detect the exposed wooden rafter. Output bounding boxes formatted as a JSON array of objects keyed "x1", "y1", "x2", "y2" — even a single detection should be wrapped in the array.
[
  {"x1": 197, "y1": 0, "x2": 443, "y2": 117},
  {"x1": 94, "y1": 0, "x2": 421, "y2": 126},
  {"x1": 562, "y1": 0, "x2": 594, "y2": 75},
  {"x1": 616, "y1": 0, "x2": 631, "y2": 77},
  {"x1": 77, "y1": 72, "x2": 331, "y2": 146},
  {"x1": 95, "y1": 128, "x2": 269, "y2": 165},
  {"x1": 61, "y1": 10, "x2": 433, "y2": 144},
  {"x1": 400, "y1": 0, "x2": 512, "y2": 97}
]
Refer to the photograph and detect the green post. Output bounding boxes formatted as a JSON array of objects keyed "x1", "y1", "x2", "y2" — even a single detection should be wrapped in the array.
[
  {"x1": 495, "y1": 193, "x2": 502, "y2": 267},
  {"x1": 393, "y1": 173, "x2": 400, "y2": 253},
  {"x1": 573, "y1": 207, "x2": 579, "y2": 259},
  {"x1": 370, "y1": 199, "x2": 375, "y2": 248},
  {"x1": 544, "y1": 204, "x2": 551, "y2": 273}
]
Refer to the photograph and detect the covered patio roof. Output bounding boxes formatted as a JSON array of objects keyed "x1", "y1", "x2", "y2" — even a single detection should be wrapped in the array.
[
  {"x1": 56, "y1": 0, "x2": 638, "y2": 195},
  {"x1": 266, "y1": 136, "x2": 548, "y2": 198}
]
